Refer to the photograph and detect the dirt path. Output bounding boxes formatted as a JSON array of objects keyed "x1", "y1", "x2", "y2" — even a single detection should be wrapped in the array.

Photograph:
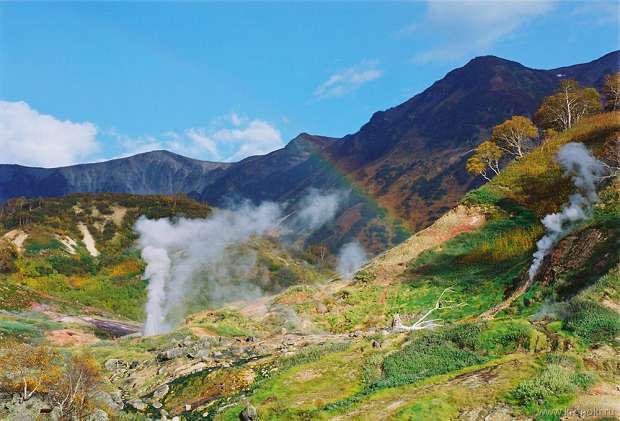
[{"x1": 477, "y1": 276, "x2": 533, "y2": 321}]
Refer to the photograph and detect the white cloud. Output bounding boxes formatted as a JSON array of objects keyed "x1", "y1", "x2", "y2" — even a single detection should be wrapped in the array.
[
  {"x1": 314, "y1": 61, "x2": 383, "y2": 99},
  {"x1": 410, "y1": 0, "x2": 555, "y2": 63},
  {"x1": 0, "y1": 100, "x2": 99, "y2": 167},
  {"x1": 112, "y1": 113, "x2": 282, "y2": 162},
  {"x1": 184, "y1": 128, "x2": 218, "y2": 157},
  {"x1": 0, "y1": 102, "x2": 282, "y2": 166},
  {"x1": 212, "y1": 118, "x2": 283, "y2": 161}
]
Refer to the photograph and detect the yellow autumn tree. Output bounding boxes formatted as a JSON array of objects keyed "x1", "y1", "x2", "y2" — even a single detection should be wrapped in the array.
[
  {"x1": 491, "y1": 116, "x2": 538, "y2": 159},
  {"x1": 0, "y1": 341, "x2": 61, "y2": 400},
  {"x1": 466, "y1": 140, "x2": 504, "y2": 181},
  {"x1": 50, "y1": 352, "x2": 105, "y2": 419}
]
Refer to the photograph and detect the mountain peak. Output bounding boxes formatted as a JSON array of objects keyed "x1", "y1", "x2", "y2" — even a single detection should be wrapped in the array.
[{"x1": 286, "y1": 133, "x2": 335, "y2": 151}]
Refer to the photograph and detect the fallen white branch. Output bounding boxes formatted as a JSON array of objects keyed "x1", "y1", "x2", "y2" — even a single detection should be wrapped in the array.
[{"x1": 391, "y1": 287, "x2": 466, "y2": 332}]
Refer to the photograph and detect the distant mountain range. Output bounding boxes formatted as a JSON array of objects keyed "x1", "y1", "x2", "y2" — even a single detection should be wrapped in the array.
[{"x1": 2, "y1": 51, "x2": 618, "y2": 252}]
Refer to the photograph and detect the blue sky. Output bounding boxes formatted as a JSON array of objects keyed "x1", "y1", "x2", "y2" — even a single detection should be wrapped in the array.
[{"x1": 0, "y1": 1, "x2": 618, "y2": 167}]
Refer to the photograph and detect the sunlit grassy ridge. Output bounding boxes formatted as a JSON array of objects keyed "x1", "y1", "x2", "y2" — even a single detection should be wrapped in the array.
[{"x1": 197, "y1": 113, "x2": 619, "y2": 420}]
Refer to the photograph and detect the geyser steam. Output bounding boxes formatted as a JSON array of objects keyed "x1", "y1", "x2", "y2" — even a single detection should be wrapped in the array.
[
  {"x1": 137, "y1": 202, "x2": 282, "y2": 336},
  {"x1": 336, "y1": 240, "x2": 368, "y2": 278},
  {"x1": 527, "y1": 142, "x2": 605, "y2": 280},
  {"x1": 137, "y1": 189, "x2": 348, "y2": 336}
]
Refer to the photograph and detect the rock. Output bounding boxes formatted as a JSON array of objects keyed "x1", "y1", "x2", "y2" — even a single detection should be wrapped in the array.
[
  {"x1": 239, "y1": 404, "x2": 258, "y2": 421},
  {"x1": 371, "y1": 340, "x2": 381, "y2": 348},
  {"x1": 185, "y1": 403, "x2": 192, "y2": 411},
  {"x1": 93, "y1": 390, "x2": 123, "y2": 411},
  {"x1": 158, "y1": 366, "x2": 167, "y2": 375},
  {"x1": 316, "y1": 303, "x2": 328, "y2": 314},
  {"x1": 127, "y1": 399, "x2": 147, "y2": 412},
  {"x1": 152, "y1": 401, "x2": 162, "y2": 409},
  {"x1": 245, "y1": 336, "x2": 256, "y2": 342},
  {"x1": 152, "y1": 384, "x2": 169, "y2": 400},
  {"x1": 157, "y1": 347, "x2": 185, "y2": 361},
  {"x1": 1, "y1": 396, "x2": 55, "y2": 421},
  {"x1": 183, "y1": 336, "x2": 194, "y2": 347},
  {"x1": 194, "y1": 349, "x2": 211, "y2": 360},
  {"x1": 86, "y1": 408, "x2": 109, "y2": 421},
  {"x1": 104, "y1": 359, "x2": 125, "y2": 371}
]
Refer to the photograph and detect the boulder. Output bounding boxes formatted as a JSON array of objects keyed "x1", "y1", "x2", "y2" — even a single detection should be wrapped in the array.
[
  {"x1": 86, "y1": 408, "x2": 109, "y2": 421},
  {"x1": 157, "y1": 347, "x2": 185, "y2": 361},
  {"x1": 104, "y1": 359, "x2": 125, "y2": 371},
  {"x1": 152, "y1": 384, "x2": 169, "y2": 400},
  {"x1": 127, "y1": 399, "x2": 147, "y2": 412},
  {"x1": 239, "y1": 404, "x2": 258, "y2": 421}
]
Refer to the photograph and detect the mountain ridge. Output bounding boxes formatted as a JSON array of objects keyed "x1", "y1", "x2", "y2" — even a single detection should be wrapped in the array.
[{"x1": 2, "y1": 51, "x2": 618, "y2": 251}]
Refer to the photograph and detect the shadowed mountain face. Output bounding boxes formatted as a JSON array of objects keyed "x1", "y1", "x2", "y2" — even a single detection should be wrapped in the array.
[
  {"x1": 0, "y1": 151, "x2": 231, "y2": 202},
  {"x1": 2, "y1": 51, "x2": 618, "y2": 252}
]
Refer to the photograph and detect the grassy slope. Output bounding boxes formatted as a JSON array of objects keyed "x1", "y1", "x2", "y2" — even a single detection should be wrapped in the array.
[
  {"x1": 201, "y1": 113, "x2": 619, "y2": 420},
  {"x1": 0, "y1": 113, "x2": 618, "y2": 420},
  {"x1": 0, "y1": 193, "x2": 331, "y2": 343}
]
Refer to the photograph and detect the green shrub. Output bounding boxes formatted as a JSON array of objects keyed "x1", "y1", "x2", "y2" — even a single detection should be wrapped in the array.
[
  {"x1": 354, "y1": 270, "x2": 375, "y2": 283},
  {"x1": 563, "y1": 299, "x2": 620, "y2": 345},
  {"x1": 512, "y1": 364, "x2": 595, "y2": 409},
  {"x1": 512, "y1": 364, "x2": 576, "y2": 406},
  {"x1": 380, "y1": 328, "x2": 486, "y2": 388}
]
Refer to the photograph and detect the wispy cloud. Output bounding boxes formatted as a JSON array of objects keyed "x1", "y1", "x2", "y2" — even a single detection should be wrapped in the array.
[
  {"x1": 112, "y1": 113, "x2": 283, "y2": 162},
  {"x1": 407, "y1": 0, "x2": 555, "y2": 63},
  {"x1": 314, "y1": 61, "x2": 383, "y2": 99},
  {"x1": 211, "y1": 116, "x2": 283, "y2": 161},
  {"x1": 571, "y1": 0, "x2": 619, "y2": 27},
  {"x1": 0, "y1": 100, "x2": 99, "y2": 167}
]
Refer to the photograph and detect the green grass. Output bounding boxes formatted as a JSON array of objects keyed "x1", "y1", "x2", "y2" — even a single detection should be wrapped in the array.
[
  {"x1": 563, "y1": 299, "x2": 620, "y2": 345},
  {"x1": 511, "y1": 363, "x2": 595, "y2": 415},
  {"x1": 0, "y1": 314, "x2": 62, "y2": 341}
]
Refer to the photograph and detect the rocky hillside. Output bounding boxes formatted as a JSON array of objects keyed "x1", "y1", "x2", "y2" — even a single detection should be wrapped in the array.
[
  {"x1": 2, "y1": 52, "x2": 618, "y2": 254},
  {"x1": 0, "y1": 112, "x2": 618, "y2": 420}
]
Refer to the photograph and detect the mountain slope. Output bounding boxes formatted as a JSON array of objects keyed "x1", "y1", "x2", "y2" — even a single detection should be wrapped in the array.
[
  {"x1": 2, "y1": 52, "x2": 618, "y2": 252},
  {"x1": 0, "y1": 150, "x2": 230, "y2": 202},
  {"x1": 200, "y1": 51, "x2": 619, "y2": 238}
]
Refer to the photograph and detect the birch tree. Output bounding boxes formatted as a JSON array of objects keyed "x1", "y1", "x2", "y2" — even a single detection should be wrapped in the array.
[
  {"x1": 534, "y1": 79, "x2": 601, "y2": 131},
  {"x1": 466, "y1": 140, "x2": 503, "y2": 181},
  {"x1": 603, "y1": 72, "x2": 620, "y2": 111},
  {"x1": 0, "y1": 341, "x2": 60, "y2": 401},
  {"x1": 491, "y1": 116, "x2": 538, "y2": 159}
]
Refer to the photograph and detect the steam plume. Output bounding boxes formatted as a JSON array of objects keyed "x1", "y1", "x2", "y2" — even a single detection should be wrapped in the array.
[
  {"x1": 336, "y1": 240, "x2": 368, "y2": 278},
  {"x1": 289, "y1": 188, "x2": 347, "y2": 232},
  {"x1": 136, "y1": 189, "x2": 348, "y2": 336},
  {"x1": 528, "y1": 142, "x2": 605, "y2": 280}
]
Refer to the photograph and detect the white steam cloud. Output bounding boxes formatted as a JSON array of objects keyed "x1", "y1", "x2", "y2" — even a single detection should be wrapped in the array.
[
  {"x1": 137, "y1": 189, "x2": 348, "y2": 336},
  {"x1": 528, "y1": 143, "x2": 605, "y2": 280},
  {"x1": 289, "y1": 188, "x2": 347, "y2": 232},
  {"x1": 336, "y1": 240, "x2": 368, "y2": 279}
]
